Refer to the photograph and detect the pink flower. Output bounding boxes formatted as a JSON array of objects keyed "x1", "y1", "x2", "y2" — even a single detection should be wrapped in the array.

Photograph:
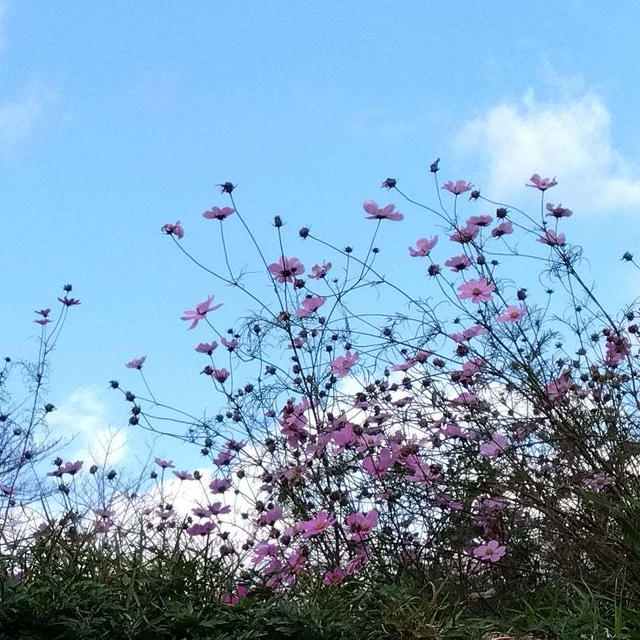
[
  {"x1": 209, "y1": 502, "x2": 232, "y2": 516},
  {"x1": 34, "y1": 317, "x2": 51, "y2": 325},
  {"x1": 202, "y1": 206, "x2": 234, "y2": 221},
  {"x1": 195, "y1": 341, "x2": 218, "y2": 354},
  {"x1": 457, "y1": 278, "x2": 495, "y2": 303},
  {"x1": 173, "y1": 470, "x2": 194, "y2": 481},
  {"x1": 161, "y1": 221, "x2": 184, "y2": 238},
  {"x1": 309, "y1": 261, "x2": 332, "y2": 279},
  {"x1": 323, "y1": 567, "x2": 346, "y2": 585},
  {"x1": 473, "y1": 540, "x2": 506, "y2": 562},
  {"x1": 220, "y1": 585, "x2": 248, "y2": 605},
  {"x1": 496, "y1": 305, "x2": 526, "y2": 323},
  {"x1": 35, "y1": 308, "x2": 51, "y2": 317},
  {"x1": 58, "y1": 296, "x2": 81, "y2": 306},
  {"x1": 181, "y1": 295, "x2": 223, "y2": 329},
  {"x1": 538, "y1": 230, "x2": 565, "y2": 246},
  {"x1": 479, "y1": 434, "x2": 509, "y2": 458},
  {"x1": 467, "y1": 215, "x2": 493, "y2": 227},
  {"x1": 362, "y1": 447, "x2": 393, "y2": 477},
  {"x1": 450, "y1": 224, "x2": 479, "y2": 244},
  {"x1": 527, "y1": 174, "x2": 557, "y2": 191},
  {"x1": 47, "y1": 460, "x2": 83, "y2": 477},
  {"x1": 295, "y1": 296, "x2": 326, "y2": 318},
  {"x1": 211, "y1": 368, "x2": 229, "y2": 383},
  {"x1": 209, "y1": 477, "x2": 231, "y2": 493},
  {"x1": 491, "y1": 221, "x2": 513, "y2": 237},
  {"x1": 442, "y1": 180, "x2": 473, "y2": 195},
  {"x1": 330, "y1": 350, "x2": 359, "y2": 377},
  {"x1": 268, "y1": 256, "x2": 305, "y2": 283},
  {"x1": 154, "y1": 457, "x2": 175, "y2": 469},
  {"x1": 258, "y1": 505, "x2": 283, "y2": 526},
  {"x1": 298, "y1": 509, "x2": 335, "y2": 537},
  {"x1": 125, "y1": 356, "x2": 146, "y2": 369},
  {"x1": 605, "y1": 335, "x2": 630, "y2": 366},
  {"x1": 362, "y1": 200, "x2": 404, "y2": 221},
  {"x1": 221, "y1": 337, "x2": 238, "y2": 351},
  {"x1": 444, "y1": 254, "x2": 472, "y2": 272},
  {"x1": 187, "y1": 521, "x2": 216, "y2": 536},
  {"x1": 345, "y1": 509, "x2": 378, "y2": 541},
  {"x1": 546, "y1": 203, "x2": 572, "y2": 218},
  {"x1": 408, "y1": 236, "x2": 438, "y2": 256}
]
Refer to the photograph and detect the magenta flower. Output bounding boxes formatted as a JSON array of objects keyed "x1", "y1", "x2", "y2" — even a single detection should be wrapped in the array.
[
  {"x1": 345, "y1": 509, "x2": 378, "y2": 541},
  {"x1": 362, "y1": 447, "x2": 393, "y2": 477},
  {"x1": 491, "y1": 221, "x2": 513, "y2": 237},
  {"x1": 538, "y1": 230, "x2": 566, "y2": 246},
  {"x1": 444, "y1": 254, "x2": 472, "y2": 272},
  {"x1": 496, "y1": 305, "x2": 526, "y2": 323},
  {"x1": 220, "y1": 585, "x2": 248, "y2": 605},
  {"x1": 309, "y1": 261, "x2": 332, "y2": 279},
  {"x1": 125, "y1": 356, "x2": 146, "y2": 369},
  {"x1": 154, "y1": 458, "x2": 175, "y2": 469},
  {"x1": 211, "y1": 368, "x2": 229, "y2": 383},
  {"x1": 195, "y1": 341, "x2": 218, "y2": 354},
  {"x1": 34, "y1": 317, "x2": 51, "y2": 325},
  {"x1": 323, "y1": 567, "x2": 346, "y2": 586},
  {"x1": 295, "y1": 295, "x2": 326, "y2": 318},
  {"x1": 268, "y1": 256, "x2": 305, "y2": 283},
  {"x1": 172, "y1": 470, "x2": 194, "y2": 481},
  {"x1": 473, "y1": 540, "x2": 506, "y2": 562},
  {"x1": 442, "y1": 180, "x2": 473, "y2": 195},
  {"x1": 180, "y1": 295, "x2": 223, "y2": 329},
  {"x1": 546, "y1": 203, "x2": 572, "y2": 218},
  {"x1": 408, "y1": 236, "x2": 438, "y2": 257},
  {"x1": 527, "y1": 174, "x2": 557, "y2": 191},
  {"x1": 362, "y1": 200, "x2": 404, "y2": 221},
  {"x1": 298, "y1": 509, "x2": 335, "y2": 537},
  {"x1": 330, "y1": 350, "x2": 359, "y2": 377},
  {"x1": 161, "y1": 221, "x2": 184, "y2": 238},
  {"x1": 35, "y1": 308, "x2": 51, "y2": 317},
  {"x1": 202, "y1": 206, "x2": 235, "y2": 221},
  {"x1": 457, "y1": 278, "x2": 495, "y2": 303}
]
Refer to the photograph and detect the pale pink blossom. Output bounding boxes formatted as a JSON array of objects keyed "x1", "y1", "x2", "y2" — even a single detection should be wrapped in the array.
[
  {"x1": 496, "y1": 305, "x2": 526, "y2": 323},
  {"x1": 457, "y1": 278, "x2": 495, "y2": 303},
  {"x1": 408, "y1": 236, "x2": 438, "y2": 257},
  {"x1": 181, "y1": 295, "x2": 223, "y2": 329},
  {"x1": 309, "y1": 261, "x2": 332, "y2": 279},
  {"x1": 473, "y1": 540, "x2": 506, "y2": 562},
  {"x1": 330, "y1": 350, "x2": 359, "y2": 377},
  {"x1": 442, "y1": 180, "x2": 473, "y2": 195},
  {"x1": 538, "y1": 230, "x2": 566, "y2": 246},
  {"x1": 362, "y1": 200, "x2": 404, "y2": 221},
  {"x1": 527, "y1": 174, "x2": 557, "y2": 191},
  {"x1": 202, "y1": 206, "x2": 235, "y2": 220}
]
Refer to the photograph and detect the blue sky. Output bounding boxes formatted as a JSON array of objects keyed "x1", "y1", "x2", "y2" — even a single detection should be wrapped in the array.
[{"x1": 3, "y1": 0, "x2": 640, "y2": 467}]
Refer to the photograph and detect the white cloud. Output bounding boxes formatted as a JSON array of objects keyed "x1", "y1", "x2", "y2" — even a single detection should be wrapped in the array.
[
  {"x1": 47, "y1": 387, "x2": 128, "y2": 465},
  {"x1": 456, "y1": 90, "x2": 640, "y2": 210},
  {"x1": 0, "y1": 83, "x2": 53, "y2": 153}
]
